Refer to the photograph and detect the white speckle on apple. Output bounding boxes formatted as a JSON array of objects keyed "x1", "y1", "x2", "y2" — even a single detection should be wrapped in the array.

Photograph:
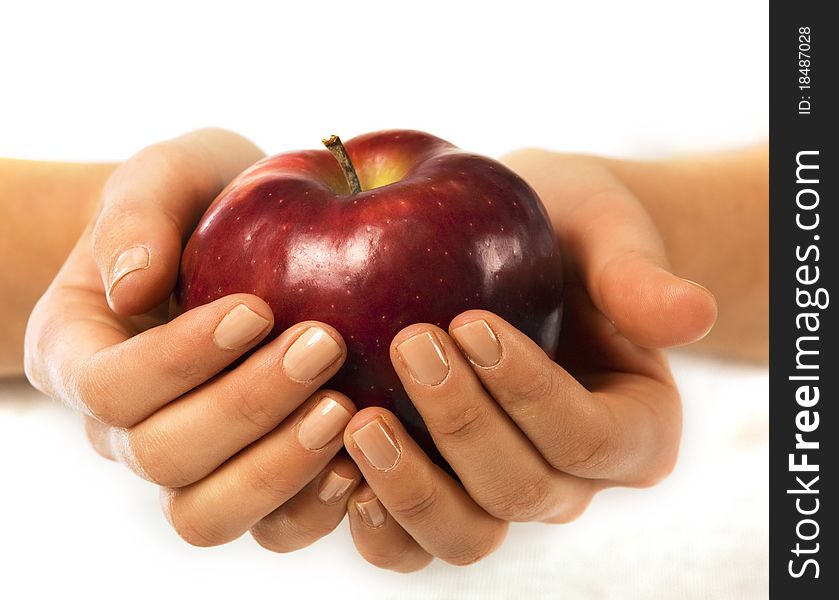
[
  {"x1": 444, "y1": 250, "x2": 449, "y2": 256},
  {"x1": 251, "y1": 259, "x2": 256, "y2": 265},
  {"x1": 245, "y1": 234, "x2": 252, "y2": 241},
  {"x1": 298, "y1": 287, "x2": 303, "y2": 292},
  {"x1": 415, "y1": 294, "x2": 421, "y2": 300},
  {"x1": 216, "y1": 256, "x2": 221, "y2": 261},
  {"x1": 236, "y1": 216, "x2": 241, "y2": 221},
  {"x1": 282, "y1": 224, "x2": 289, "y2": 231}
]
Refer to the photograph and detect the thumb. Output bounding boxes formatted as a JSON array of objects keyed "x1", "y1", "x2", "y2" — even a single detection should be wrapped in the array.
[
  {"x1": 92, "y1": 128, "x2": 264, "y2": 315},
  {"x1": 507, "y1": 150, "x2": 717, "y2": 348}
]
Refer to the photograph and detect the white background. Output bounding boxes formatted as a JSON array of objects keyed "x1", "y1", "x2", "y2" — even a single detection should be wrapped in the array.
[{"x1": 1, "y1": 1, "x2": 768, "y2": 598}]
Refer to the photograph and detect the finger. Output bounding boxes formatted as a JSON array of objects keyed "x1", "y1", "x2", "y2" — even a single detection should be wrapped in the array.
[
  {"x1": 116, "y1": 322, "x2": 346, "y2": 487},
  {"x1": 568, "y1": 188, "x2": 716, "y2": 347},
  {"x1": 84, "y1": 417, "x2": 115, "y2": 461},
  {"x1": 92, "y1": 128, "x2": 264, "y2": 314},
  {"x1": 347, "y1": 482, "x2": 433, "y2": 573},
  {"x1": 344, "y1": 409, "x2": 508, "y2": 566},
  {"x1": 449, "y1": 310, "x2": 682, "y2": 485},
  {"x1": 390, "y1": 324, "x2": 596, "y2": 522},
  {"x1": 504, "y1": 151, "x2": 716, "y2": 348},
  {"x1": 73, "y1": 293, "x2": 277, "y2": 428},
  {"x1": 250, "y1": 455, "x2": 361, "y2": 553},
  {"x1": 162, "y1": 391, "x2": 354, "y2": 547}
]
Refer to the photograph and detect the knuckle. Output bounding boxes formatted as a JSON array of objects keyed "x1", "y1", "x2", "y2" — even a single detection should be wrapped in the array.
[
  {"x1": 387, "y1": 484, "x2": 440, "y2": 523},
  {"x1": 545, "y1": 490, "x2": 596, "y2": 524},
  {"x1": 74, "y1": 368, "x2": 133, "y2": 427},
  {"x1": 429, "y1": 403, "x2": 491, "y2": 443},
  {"x1": 158, "y1": 333, "x2": 206, "y2": 388},
  {"x1": 252, "y1": 513, "x2": 333, "y2": 554},
  {"x1": 166, "y1": 495, "x2": 226, "y2": 547},
  {"x1": 23, "y1": 306, "x2": 64, "y2": 396},
  {"x1": 440, "y1": 529, "x2": 502, "y2": 567},
  {"x1": 552, "y1": 431, "x2": 612, "y2": 474},
  {"x1": 485, "y1": 474, "x2": 555, "y2": 522},
  {"x1": 505, "y1": 367, "x2": 559, "y2": 419},
  {"x1": 226, "y1": 376, "x2": 281, "y2": 432},
  {"x1": 128, "y1": 427, "x2": 195, "y2": 488},
  {"x1": 360, "y1": 540, "x2": 417, "y2": 572},
  {"x1": 243, "y1": 454, "x2": 299, "y2": 502}
]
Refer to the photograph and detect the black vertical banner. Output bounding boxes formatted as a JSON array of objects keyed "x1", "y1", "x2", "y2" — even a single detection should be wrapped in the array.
[{"x1": 770, "y1": 1, "x2": 837, "y2": 597}]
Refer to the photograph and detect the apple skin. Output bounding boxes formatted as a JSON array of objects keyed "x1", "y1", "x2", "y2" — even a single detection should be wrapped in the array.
[{"x1": 176, "y1": 130, "x2": 563, "y2": 466}]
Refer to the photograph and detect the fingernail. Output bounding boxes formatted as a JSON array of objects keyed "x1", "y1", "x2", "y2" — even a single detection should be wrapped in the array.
[
  {"x1": 352, "y1": 419, "x2": 400, "y2": 471},
  {"x1": 356, "y1": 497, "x2": 386, "y2": 527},
  {"x1": 213, "y1": 303, "x2": 270, "y2": 350},
  {"x1": 396, "y1": 331, "x2": 449, "y2": 385},
  {"x1": 298, "y1": 397, "x2": 352, "y2": 450},
  {"x1": 317, "y1": 470, "x2": 355, "y2": 504},
  {"x1": 108, "y1": 246, "x2": 150, "y2": 298},
  {"x1": 680, "y1": 277, "x2": 714, "y2": 296},
  {"x1": 451, "y1": 319, "x2": 501, "y2": 367},
  {"x1": 283, "y1": 327, "x2": 343, "y2": 382}
]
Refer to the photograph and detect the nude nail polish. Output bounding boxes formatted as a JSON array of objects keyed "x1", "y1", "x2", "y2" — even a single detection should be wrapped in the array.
[
  {"x1": 317, "y1": 470, "x2": 355, "y2": 504},
  {"x1": 108, "y1": 246, "x2": 150, "y2": 298},
  {"x1": 213, "y1": 304, "x2": 270, "y2": 350},
  {"x1": 396, "y1": 331, "x2": 449, "y2": 385},
  {"x1": 352, "y1": 419, "x2": 401, "y2": 470},
  {"x1": 298, "y1": 397, "x2": 352, "y2": 450},
  {"x1": 451, "y1": 319, "x2": 501, "y2": 367},
  {"x1": 356, "y1": 497, "x2": 386, "y2": 527},
  {"x1": 283, "y1": 327, "x2": 343, "y2": 382}
]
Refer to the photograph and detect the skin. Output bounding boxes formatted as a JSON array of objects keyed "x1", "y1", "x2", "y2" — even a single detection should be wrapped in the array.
[
  {"x1": 177, "y1": 130, "x2": 564, "y2": 466},
  {"x1": 4, "y1": 129, "x2": 767, "y2": 572}
]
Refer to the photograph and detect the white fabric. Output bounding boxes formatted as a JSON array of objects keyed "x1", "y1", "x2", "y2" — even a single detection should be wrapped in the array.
[{"x1": 0, "y1": 352, "x2": 768, "y2": 598}]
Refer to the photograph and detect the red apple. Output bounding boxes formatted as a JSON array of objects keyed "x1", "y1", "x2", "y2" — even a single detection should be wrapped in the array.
[{"x1": 176, "y1": 130, "x2": 563, "y2": 466}]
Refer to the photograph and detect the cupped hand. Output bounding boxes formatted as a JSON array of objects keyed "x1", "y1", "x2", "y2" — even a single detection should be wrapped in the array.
[
  {"x1": 24, "y1": 129, "x2": 362, "y2": 552},
  {"x1": 338, "y1": 150, "x2": 718, "y2": 572}
]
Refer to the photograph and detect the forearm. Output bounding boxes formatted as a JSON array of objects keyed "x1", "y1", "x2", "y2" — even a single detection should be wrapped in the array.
[
  {"x1": 0, "y1": 159, "x2": 117, "y2": 377},
  {"x1": 602, "y1": 145, "x2": 768, "y2": 362}
]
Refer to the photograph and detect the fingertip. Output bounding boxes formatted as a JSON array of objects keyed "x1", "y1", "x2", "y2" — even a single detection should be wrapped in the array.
[
  {"x1": 96, "y1": 217, "x2": 182, "y2": 316},
  {"x1": 669, "y1": 277, "x2": 718, "y2": 346},
  {"x1": 603, "y1": 262, "x2": 718, "y2": 348}
]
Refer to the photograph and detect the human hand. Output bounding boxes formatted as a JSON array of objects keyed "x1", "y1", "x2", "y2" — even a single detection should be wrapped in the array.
[
  {"x1": 24, "y1": 129, "x2": 363, "y2": 551},
  {"x1": 335, "y1": 150, "x2": 718, "y2": 572}
]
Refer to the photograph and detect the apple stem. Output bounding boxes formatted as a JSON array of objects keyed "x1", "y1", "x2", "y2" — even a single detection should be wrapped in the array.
[{"x1": 322, "y1": 135, "x2": 362, "y2": 194}]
